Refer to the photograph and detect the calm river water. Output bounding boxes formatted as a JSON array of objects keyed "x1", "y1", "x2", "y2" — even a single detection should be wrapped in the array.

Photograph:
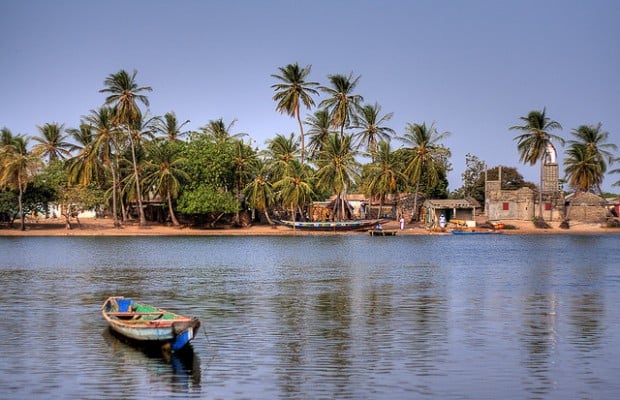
[{"x1": 1, "y1": 234, "x2": 619, "y2": 399}]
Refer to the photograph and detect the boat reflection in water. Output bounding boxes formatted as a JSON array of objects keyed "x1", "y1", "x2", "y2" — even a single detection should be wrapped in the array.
[{"x1": 103, "y1": 328, "x2": 201, "y2": 395}]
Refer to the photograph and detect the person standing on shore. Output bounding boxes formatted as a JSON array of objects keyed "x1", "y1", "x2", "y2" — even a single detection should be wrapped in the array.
[{"x1": 400, "y1": 216, "x2": 405, "y2": 230}]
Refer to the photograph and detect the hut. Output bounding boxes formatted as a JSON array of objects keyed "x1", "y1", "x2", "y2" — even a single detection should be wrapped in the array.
[
  {"x1": 422, "y1": 198, "x2": 481, "y2": 229},
  {"x1": 565, "y1": 192, "x2": 609, "y2": 223}
]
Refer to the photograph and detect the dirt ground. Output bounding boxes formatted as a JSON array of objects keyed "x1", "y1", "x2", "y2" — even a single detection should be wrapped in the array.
[{"x1": 1, "y1": 217, "x2": 617, "y2": 236}]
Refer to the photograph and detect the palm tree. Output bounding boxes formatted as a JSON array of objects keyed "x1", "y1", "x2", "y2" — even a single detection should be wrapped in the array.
[
  {"x1": 66, "y1": 123, "x2": 106, "y2": 187},
  {"x1": 400, "y1": 122, "x2": 451, "y2": 221},
  {"x1": 0, "y1": 135, "x2": 43, "y2": 230},
  {"x1": 564, "y1": 144, "x2": 602, "y2": 192},
  {"x1": 318, "y1": 72, "x2": 364, "y2": 138},
  {"x1": 154, "y1": 112, "x2": 190, "y2": 142},
  {"x1": 100, "y1": 69, "x2": 152, "y2": 226},
  {"x1": 200, "y1": 118, "x2": 247, "y2": 144},
  {"x1": 141, "y1": 140, "x2": 189, "y2": 226},
  {"x1": 244, "y1": 171, "x2": 275, "y2": 225},
  {"x1": 352, "y1": 102, "x2": 395, "y2": 160},
  {"x1": 510, "y1": 108, "x2": 564, "y2": 220},
  {"x1": 304, "y1": 109, "x2": 335, "y2": 160},
  {"x1": 315, "y1": 133, "x2": 360, "y2": 221},
  {"x1": 566, "y1": 123, "x2": 616, "y2": 193},
  {"x1": 262, "y1": 133, "x2": 300, "y2": 182},
  {"x1": 273, "y1": 160, "x2": 314, "y2": 221},
  {"x1": 271, "y1": 63, "x2": 319, "y2": 164},
  {"x1": 32, "y1": 122, "x2": 73, "y2": 163},
  {"x1": 363, "y1": 140, "x2": 405, "y2": 218},
  {"x1": 79, "y1": 107, "x2": 123, "y2": 227}
]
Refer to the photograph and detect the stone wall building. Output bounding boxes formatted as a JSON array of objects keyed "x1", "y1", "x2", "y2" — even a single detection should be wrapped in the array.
[{"x1": 565, "y1": 192, "x2": 609, "y2": 223}]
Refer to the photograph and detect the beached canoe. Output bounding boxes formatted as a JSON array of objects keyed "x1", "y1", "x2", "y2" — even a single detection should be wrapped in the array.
[
  {"x1": 101, "y1": 296, "x2": 201, "y2": 352},
  {"x1": 276, "y1": 219, "x2": 384, "y2": 231},
  {"x1": 451, "y1": 229, "x2": 502, "y2": 235}
]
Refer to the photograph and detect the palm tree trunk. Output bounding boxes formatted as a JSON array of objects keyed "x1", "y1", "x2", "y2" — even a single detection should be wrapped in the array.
[
  {"x1": 110, "y1": 165, "x2": 120, "y2": 228},
  {"x1": 263, "y1": 209, "x2": 274, "y2": 225},
  {"x1": 18, "y1": 179, "x2": 25, "y2": 231},
  {"x1": 412, "y1": 182, "x2": 421, "y2": 222},
  {"x1": 296, "y1": 106, "x2": 305, "y2": 165},
  {"x1": 167, "y1": 192, "x2": 180, "y2": 226},
  {"x1": 128, "y1": 129, "x2": 146, "y2": 226}
]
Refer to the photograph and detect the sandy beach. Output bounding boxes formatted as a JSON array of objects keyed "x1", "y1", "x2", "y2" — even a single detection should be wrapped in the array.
[{"x1": 1, "y1": 217, "x2": 617, "y2": 236}]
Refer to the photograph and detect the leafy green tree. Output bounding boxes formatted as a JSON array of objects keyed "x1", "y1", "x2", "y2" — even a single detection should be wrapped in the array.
[
  {"x1": 271, "y1": 63, "x2": 319, "y2": 163},
  {"x1": 100, "y1": 69, "x2": 152, "y2": 226},
  {"x1": 141, "y1": 140, "x2": 189, "y2": 226},
  {"x1": 510, "y1": 108, "x2": 564, "y2": 220},
  {"x1": 318, "y1": 72, "x2": 363, "y2": 137},
  {"x1": 351, "y1": 102, "x2": 395, "y2": 160},
  {"x1": 0, "y1": 134, "x2": 43, "y2": 230},
  {"x1": 400, "y1": 122, "x2": 451, "y2": 220},
  {"x1": 315, "y1": 133, "x2": 360, "y2": 221},
  {"x1": 32, "y1": 122, "x2": 73, "y2": 162}
]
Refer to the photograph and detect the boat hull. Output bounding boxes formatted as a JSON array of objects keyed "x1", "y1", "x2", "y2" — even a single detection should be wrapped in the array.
[
  {"x1": 276, "y1": 219, "x2": 383, "y2": 231},
  {"x1": 102, "y1": 297, "x2": 200, "y2": 352}
]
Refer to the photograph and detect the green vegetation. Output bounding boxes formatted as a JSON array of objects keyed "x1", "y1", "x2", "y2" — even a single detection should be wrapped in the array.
[{"x1": 1, "y1": 66, "x2": 618, "y2": 229}]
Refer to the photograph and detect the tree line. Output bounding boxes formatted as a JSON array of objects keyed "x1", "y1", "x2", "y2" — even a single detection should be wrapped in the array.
[{"x1": 1, "y1": 64, "x2": 618, "y2": 230}]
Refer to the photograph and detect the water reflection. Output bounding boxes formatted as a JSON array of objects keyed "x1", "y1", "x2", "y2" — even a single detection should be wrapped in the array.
[
  {"x1": 1, "y1": 235, "x2": 620, "y2": 399},
  {"x1": 102, "y1": 328, "x2": 201, "y2": 396}
]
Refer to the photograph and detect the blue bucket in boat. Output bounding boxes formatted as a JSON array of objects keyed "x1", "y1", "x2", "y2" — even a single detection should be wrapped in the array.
[{"x1": 117, "y1": 298, "x2": 132, "y2": 312}]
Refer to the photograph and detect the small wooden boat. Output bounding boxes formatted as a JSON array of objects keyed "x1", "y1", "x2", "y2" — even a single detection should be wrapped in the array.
[
  {"x1": 102, "y1": 296, "x2": 201, "y2": 352},
  {"x1": 276, "y1": 219, "x2": 384, "y2": 231},
  {"x1": 368, "y1": 229, "x2": 397, "y2": 236}
]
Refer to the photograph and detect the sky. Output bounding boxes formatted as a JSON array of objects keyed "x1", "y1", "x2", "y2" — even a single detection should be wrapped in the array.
[{"x1": 2, "y1": 0, "x2": 619, "y2": 193}]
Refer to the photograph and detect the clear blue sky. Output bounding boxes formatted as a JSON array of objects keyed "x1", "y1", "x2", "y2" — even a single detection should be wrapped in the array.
[{"x1": 2, "y1": 0, "x2": 619, "y2": 192}]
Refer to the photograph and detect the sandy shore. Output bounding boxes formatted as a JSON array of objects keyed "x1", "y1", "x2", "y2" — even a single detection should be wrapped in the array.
[{"x1": 1, "y1": 217, "x2": 617, "y2": 236}]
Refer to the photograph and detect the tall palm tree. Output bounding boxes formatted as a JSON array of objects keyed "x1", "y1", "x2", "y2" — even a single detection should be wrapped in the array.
[
  {"x1": 315, "y1": 133, "x2": 360, "y2": 221},
  {"x1": 401, "y1": 122, "x2": 451, "y2": 221},
  {"x1": 567, "y1": 123, "x2": 616, "y2": 193},
  {"x1": 80, "y1": 107, "x2": 123, "y2": 227},
  {"x1": 271, "y1": 63, "x2": 319, "y2": 164},
  {"x1": 244, "y1": 171, "x2": 275, "y2": 225},
  {"x1": 304, "y1": 109, "x2": 335, "y2": 160},
  {"x1": 141, "y1": 140, "x2": 189, "y2": 226},
  {"x1": 510, "y1": 108, "x2": 564, "y2": 220},
  {"x1": 154, "y1": 112, "x2": 190, "y2": 142},
  {"x1": 363, "y1": 140, "x2": 405, "y2": 218},
  {"x1": 318, "y1": 72, "x2": 363, "y2": 137},
  {"x1": 352, "y1": 102, "x2": 395, "y2": 160},
  {"x1": 0, "y1": 135, "x2": 43, "y2": 230},
  {"x1": 564, "y1": 144, "x2": 602, "y2": 192},
  {"x1": 32, "y1": 122, "x2": 73, "y2": 163},
  {"x1": 100, "y1": 69, "x2": 152, "y2": 226}
]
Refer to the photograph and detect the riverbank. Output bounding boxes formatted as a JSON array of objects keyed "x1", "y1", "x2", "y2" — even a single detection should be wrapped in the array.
[{"x1": 1, "y1": 217, "x2": 617, "y2": 236}]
